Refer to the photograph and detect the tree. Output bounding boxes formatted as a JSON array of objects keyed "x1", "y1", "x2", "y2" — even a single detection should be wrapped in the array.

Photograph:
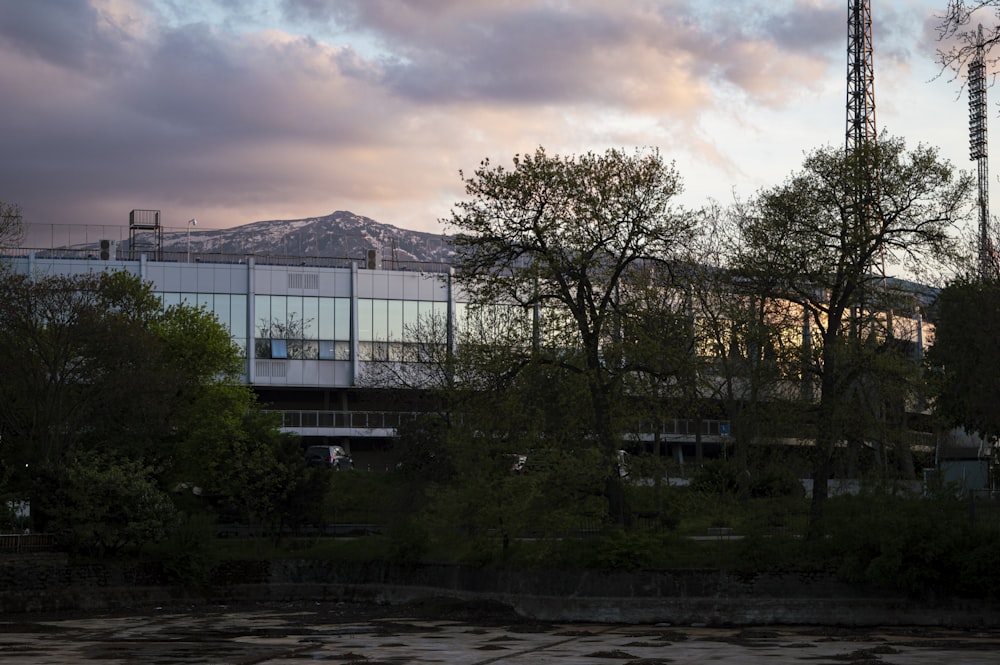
[
  {"x1": 41, "y1": 453, "x2": 177, "y2": 556},
  {"x1": 0, "y1": 201, "x2": 23, "y2": 249},
  {"x1": 200, "y1": 410, "x2": 328, "y2": 540},
  {"x1": 937, "y1": 1, "x2": 1000, "y2": 76},
  {"x1": 734, "y1": 136, "x2": 973, "y2": 535},
  {"x1": 927, "y1": 277, "x2": 1000, "y2": 442},
  {"x1": 0, "y1": 268, "x2": 256, "y2": 536},
  {"x1": 446, "y1": 147, "x2": 696, "y2": 521}
]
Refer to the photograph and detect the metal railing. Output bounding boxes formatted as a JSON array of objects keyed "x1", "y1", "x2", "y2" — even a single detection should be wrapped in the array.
[
  {"x1": 3, "y1": 247, "x2": 454, "y2": 273},
  {"x1": 0, "y1": 533, "x2": 56, "y2": 553},
  {"x1": 268, "y1": 410, "x2": 422, "y2": 431}
]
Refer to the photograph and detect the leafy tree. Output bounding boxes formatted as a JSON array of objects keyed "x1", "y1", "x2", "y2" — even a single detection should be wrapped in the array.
[
  {"x1": 41, "y1": 453, "x2": 178, "y2": 556},
  {"x1": 733, "y1": 136, "x2": 972, "y2": 535},
  {"x1": 0, "y1": 268, "x2": 260, "y2": 537},
  {"x1": 446, "y1": 147, "x2": 696, "y2": 521},
  {"x1": 0, "y1": 270, "x2": 247, "y2": 466},
  {"x1": 201, "y1": 410, "x2": 327, "y2": 540},
  {"x1": 927, "y1": 277, "x2": 1000, "y2": 442}
]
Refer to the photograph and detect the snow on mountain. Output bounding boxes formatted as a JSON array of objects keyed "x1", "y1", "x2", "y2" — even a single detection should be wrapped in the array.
[{"x1": 160, "y1": 211, "x2": 453, "y2": 264}]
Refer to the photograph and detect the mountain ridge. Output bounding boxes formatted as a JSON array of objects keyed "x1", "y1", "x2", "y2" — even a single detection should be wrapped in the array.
[{"x1": 152, "y1": 210, "x2": 453, "y2": 264}]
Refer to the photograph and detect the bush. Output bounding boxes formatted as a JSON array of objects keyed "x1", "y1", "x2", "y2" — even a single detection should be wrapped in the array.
[
  {"x1": 823, "y1": 493, "x2": 976, "y2": 598},
  {"x1": 156, "y1": 512, "x2": 219, "y2": 588}
]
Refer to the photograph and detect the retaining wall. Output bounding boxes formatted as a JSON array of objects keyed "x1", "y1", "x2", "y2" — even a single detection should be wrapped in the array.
[{"x1": 2, "y1": 556, "x2": 997, "y2": 627}]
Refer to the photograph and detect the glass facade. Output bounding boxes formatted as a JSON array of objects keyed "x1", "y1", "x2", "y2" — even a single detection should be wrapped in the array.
[
  {"x1": 358, "y1": 298, "x2": 448, "y2": 361},
  {"x1": 159, "y1": 292, "x2": 248, "y2": 356},
  {"x1": 255, "y1": 295, "x2": 352, "y2": 360}
]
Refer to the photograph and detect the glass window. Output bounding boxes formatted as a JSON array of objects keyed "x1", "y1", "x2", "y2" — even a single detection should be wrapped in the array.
[
  {"x1": 335, "y1": 341, "x2": 351, "y2": 360},
  {"x1": 318, "y1": 298, "x2": 335, "y2": 340},
  {"x1": 334, "y1": 298, "x2": 350, "y2": 341},
  {"x1": 255, "y1": 295, "x2": 271, "y2": 337},
  {"x1": 271, "y1": 297, "x2": 287, "y2": 338},
  {"x1": 372, "y1": 299, "x2": 388, "y2": 342},
  {"x1": 359, "y1": 299, "x2": 373, "y2": 342},
  {"x1": 213, "y1": 293, "x2": 231, "y2": 330},
  {"x1": 301, "y1": 340, "x2": 319, "y2": 360},
  {"x1": 403, "y1": 301, "x2": 419, "y2": 340},
  {"x1": 271, "y1": 339, "x2": 288, "y2": 359},
  {"x1": 160, "y1": 292, "x2": 180, "y2": 310},
  {"x1": 231, "y1": 295, "x2": 247, "y2": 339},
  {"x1": 198, "y1": 293, "x2": 212, "y2": 311},
  {"x1": 286, "y1": 295, "x2": 302, "y2": 338},
  {"x1": 319, "y1": 340, "x2": 335, "y2": 360},
  {"x1": 432, "y1": 301, "x2": 448, "y2": 326},
  {"x1": 255, "y1": 338, "x2": 271, "y2": 359},
  {"x1": 387, "y1": 299, "x2": 403, "y2": 341},
  {"x1": 302, "y1": 296, "x2": 318, "y2": 340}
]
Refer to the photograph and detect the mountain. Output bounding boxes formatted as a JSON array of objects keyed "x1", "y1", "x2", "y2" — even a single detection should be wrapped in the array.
[{"x1": 154, "y1": 211, "x2": 453, "y2": 264}]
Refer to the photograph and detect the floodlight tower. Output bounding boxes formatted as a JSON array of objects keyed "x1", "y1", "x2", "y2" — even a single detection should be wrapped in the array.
[
  {"x1": 846, "y1": 0, "x2": 883, "y2": 313},
  {"x1": 969, "y1": 25, "x2": 993, "y2": 279},
  {"x1": 846, "y1": 0, "x2": 876, "y2": 153}
]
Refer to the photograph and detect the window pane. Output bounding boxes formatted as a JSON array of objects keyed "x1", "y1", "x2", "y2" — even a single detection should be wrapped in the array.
[
  {"x1": 372, "y1": 300, "x2": 388, "y2": 342},
  {"x1": 387, "y1": 299, "x2": 403, "y2": 341},
  {"x1": 301, "y1": 340, "x2": 318, "y2": 360},
  {"x1": 255, "y1": 338, "x2": 271, "y2": 359},
  {"x1": 255, "y1": 295, "x2": 271, "y2": 337},
  {"x1": 214, "y1": 293, "x2": 231, "y2": 330},
  {"x1": 231, "y1": 295, "x2": 247, "y2": 339},
  {"x1": 271, "y1": 297, "x2": 287, "y2": 338},
  {"x1": 403, "y1": 301, "x2": 419, "y2": 341},
  {"x1": 335, "y1": 341, "x2": 351, "y2": 360},
  {"x1": 334, "y1": 298, "x2": 351, "y2": 341},
  {"x1": 319, "y1": 340, "x2": 335, "y2": 360},
  {"x1": 160, "y1": 292, "x2": 180, "y2": 310},
  {"x1": 286, "y1": 295, "x2": 303, "y2": 340},
  {"x1": 318, "y1": 298, "x2": 335, "y2": 339},
  {"x1": 302, "y1": 297, "x2": 318, "y2": 340},
  {"x1": 432, "y1": 301, "x2": 447, "y2": 325},
  {"x1": 198, "y1": 293, "x2": 212, "y2": 311},
  {"x1": 271, "y1": 339, "x2": 288, "y2": 359},
  {"x1": 359, "y1": 299, "x2": 373, "y2": 341}
]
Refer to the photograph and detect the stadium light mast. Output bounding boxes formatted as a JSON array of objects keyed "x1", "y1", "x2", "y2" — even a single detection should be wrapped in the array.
[{"x1": 969, "y1": 24, "x2": 993, "y2": 280}]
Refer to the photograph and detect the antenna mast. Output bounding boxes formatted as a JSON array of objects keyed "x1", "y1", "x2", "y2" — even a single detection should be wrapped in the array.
[{"x1": 969, "y1": 24, "x2": 993, "y2": 279}]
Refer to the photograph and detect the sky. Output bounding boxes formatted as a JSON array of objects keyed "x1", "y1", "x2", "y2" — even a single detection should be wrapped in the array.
[{"x1": 0, "y1": 0, "x2": 990, "y2": 246}]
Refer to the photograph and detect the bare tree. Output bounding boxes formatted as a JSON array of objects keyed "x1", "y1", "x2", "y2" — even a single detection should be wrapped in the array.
[
  {"x1": 937, "y1": 1, "x2": 1000, "y2": 77},
  {"x1": 0, "y1": 201, "x2": 23, "y2": 249}
]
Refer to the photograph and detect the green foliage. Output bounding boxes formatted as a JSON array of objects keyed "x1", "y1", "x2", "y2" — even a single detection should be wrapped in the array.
[
  {"x1": 734, "y1": 136, "x2": 973, "y2": 531},
  {"x1": 384, "y1": 519, "x2": 430, "y2": 565},
  {"x1": 689, "y1": 459, "x2": 803, "y2": 499},
  {"x1": 821, "y1": 492, "x2": 1000, "y2": 598},
  {"x1": 202, "y1": 411, "x2": 328, "y2": 537},
  {"x1": 928, "y1": 277, "x2": 1000, "y2": 442},
  {"x1": 155, "y1": 512, "x2": 219, "y2": 588},
  {"x1": 42, "y1": 454, "x2": 178, "y2": 556},
  {"x1": 594, "y1": 529, "x2": 672, "y2": 570},
  {"x1": 448, "y1": 147, "x2": 697, "y2": 522}
]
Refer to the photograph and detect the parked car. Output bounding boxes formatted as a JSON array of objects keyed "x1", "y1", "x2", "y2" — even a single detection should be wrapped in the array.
[{"x1": 304, "y1": 445, "x2": 353, "y2": 470}]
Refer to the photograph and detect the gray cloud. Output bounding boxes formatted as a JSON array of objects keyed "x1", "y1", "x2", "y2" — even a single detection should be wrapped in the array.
[{"x1": 0, "y1": 0, "x2": 948, "y2": 239}]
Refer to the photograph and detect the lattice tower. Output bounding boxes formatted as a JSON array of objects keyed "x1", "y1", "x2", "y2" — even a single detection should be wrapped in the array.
[
  {"x1": 846, "y1": 0, "x2": 876, "y2": 152},
  {"x1": 969, "y1": 25, "x2": 994, "y2": 279}
]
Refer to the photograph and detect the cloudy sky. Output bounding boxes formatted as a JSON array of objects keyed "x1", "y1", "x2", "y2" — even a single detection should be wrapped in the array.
[{"x1": 0, "y1": 0, "x2": 988, "y2": 245}]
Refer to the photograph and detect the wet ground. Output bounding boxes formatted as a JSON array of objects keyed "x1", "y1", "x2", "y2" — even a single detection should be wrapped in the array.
[{"x1": 2, "y1": 599, "x2": 999, "y2": 664}]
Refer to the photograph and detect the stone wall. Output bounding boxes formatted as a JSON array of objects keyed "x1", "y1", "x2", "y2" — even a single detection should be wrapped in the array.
[{"x1": 2, "y1": 557, "x2": 998, "y2": 627}]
